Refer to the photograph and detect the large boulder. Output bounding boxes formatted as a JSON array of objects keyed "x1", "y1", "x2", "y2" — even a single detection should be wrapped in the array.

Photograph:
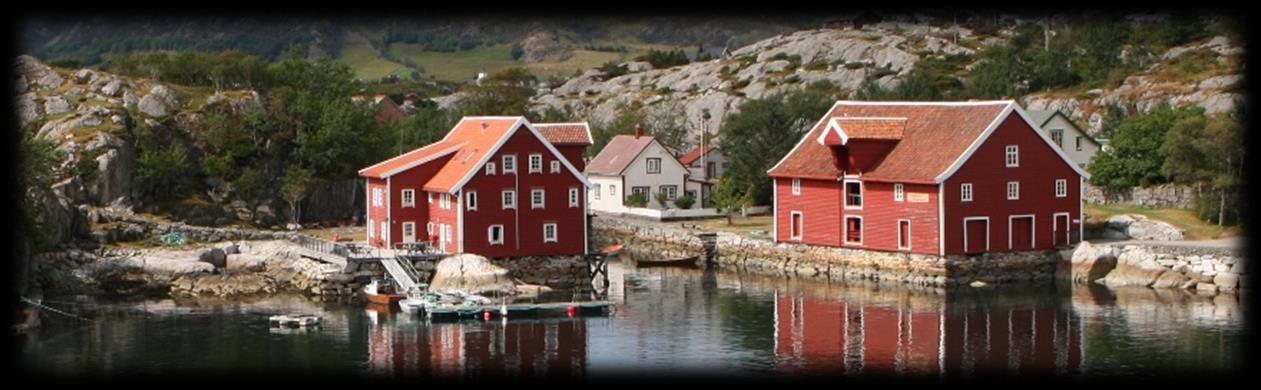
[
  {"x1": 1100, "y1": 246, "x2": 1168, "y2": 288},
  {"x1": 1069, "y1": 241, "x2": 1118, "y2": 284},
  {"x1": 137, "y1": 85, "x2": 181, "y2": 118},
  {"x1": 428, "y1": 254, "x2": 517, "y2": 296},
  {"x1": 198, "y1": 248, "x2": 227, "y2": 268},
  {"x1": 1102, "y1": 214, "x2": 1184, "y2": 241},
  {"x1": 44, "y1": 95, "x2": 72, "y2": 115}
]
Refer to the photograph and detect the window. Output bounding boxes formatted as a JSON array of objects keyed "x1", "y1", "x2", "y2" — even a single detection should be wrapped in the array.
[
  {"x1": 381, "y1": 221, "x2": 388, "y2": 243},
  {"x1": 844, "y1": 180, "x2": 862, "y2": 209},
  {"x1": 646, "y1": 158, "x2": 661, "y2": 174},
  {"x1": 372, "y1": 188, "x2": 383, "y2": 207},
  {"x1": 466, "y1": 191, "x2": 478, "y2": 211},
  {"x1": 543, "y1": 223, "x2": 558, "y2": 243},
  {"x1": 706, "y1": 162, "x2": 717, "y2": 178},
  {"x1": 661, "y1": 185, "x2": 678, "y2": 200},
  {"x1": 894, "y1": 183, "x2": 904, "y2": 202},
  {"x1": 1005, "y1": 145, "x2": 1019, "y2": 167},
  {"x1": 569, "y1": 187, "x2": 580, "y2": 207},
  {"x1": 488, "y1": 225, "x2": 504, "y2": 245},
  {"x1": 791, "y1": 178, "x2": 801, "y2": 195},
  {"x1": 503, "y1": 154, "x2": 517, "y2": 174},
  {"x1": 502, "y1": 190, "x2": 516, "y2": 209},
  {"x1": 1050, "y1": 129, "x2": 1064, "y2": 147},
  {"x1": 593, "y1": 184, "x2": 601, "y2": 200},
  {"x1": 440, "y1": 193, "x2": 451, "y2": 209},
  {"x1": 403, "y1": 222, "x2": 415, "y2": 242},
  {"x1": 790, "y1": 212, "x2": 803, "y2": 240},
  {"x1": 532, "y1": 189, "x2": 545, "y2": 209},
  {"x1": 845, "y1": 216, "x2": 863, "y2": 245},
  {"x1": 961, "y1": 183, "x2": 973, "y2": 202},
  {"x1": 610, "y1": 185, "x2": 617, "y2": 196},
  {"x1": 897, "y1": 219, "x2": 911, "y2": 250},
  {"x1": 632, "y1": 186, "x2": 650, "y2": 196},
  {"x1": 1055, "y1": 179, "x2": 1067, "y2": 198},
  {"x1": 367, "y1": 218, "x2": 373, "y2": 240},
  {"x1": 402, "y1": 189, "x2": 415, "y2": 208},
  {"x1": 486, "y1": 162, "x2": 496, "y2": 175},
  {"x1": 1007, "y1": 181, "x2": 1020, "y2": 200},
  {"x1": 444, "y1": 223, "x2": 452, "y2": 244},
  {"x1": 529, "y1": 154, "x2": 543, "y2": 173},
  {"x1": 551, "y1": 161, "x2": 561, "y2": 173},
  {"x1": 686, "y1": 190, "x2": 697, "y2": 200},
  {"x1": 426, "y1": 222, "x2": 434, "y2": 235},
  {"x1": 1075, "y1": 136, "x2": 1083, "y2": 151}
]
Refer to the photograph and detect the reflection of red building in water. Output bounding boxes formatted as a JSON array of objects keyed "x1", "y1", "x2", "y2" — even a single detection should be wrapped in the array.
[
  {"x1": 774, "y1": 292, "x2": 1082, "y2": 377},
  {"x1": 367, "y1": 316, "x2": 589, "y2": 379}
]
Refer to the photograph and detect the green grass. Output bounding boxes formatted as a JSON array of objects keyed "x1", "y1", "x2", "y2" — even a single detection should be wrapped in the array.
[
  {"x1": 336, "y1": 41, "x2": 410, "y2": 81},
  {"x1": 692, "y1": 215, "x2": 773, "y2": 234},
  {"x1": 1085, "y1": 204, "x2": 1240, "y2": 240},
  {"x1": 385, "y1": 40, "x2": 684, "y2": 83}
]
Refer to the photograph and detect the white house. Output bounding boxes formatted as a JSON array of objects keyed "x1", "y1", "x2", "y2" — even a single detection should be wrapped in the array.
[
  {"x1": 678, "y1": 144, "x2": 727, "y2": 207},
  {"x1": 585, "y1": 126, "x2": 701, "y2": 212},
  {"x1": 1027, "y1": 109, "x2": 1101, "y2": 167}
]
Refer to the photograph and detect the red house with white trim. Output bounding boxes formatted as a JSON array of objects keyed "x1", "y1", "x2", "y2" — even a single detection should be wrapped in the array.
[
  {"x1": 768, "y1": 100, "x2": 1089, "y2": 256},
  {"x1": 359, "y1": 117, "x2": 591, "y2": 257}
]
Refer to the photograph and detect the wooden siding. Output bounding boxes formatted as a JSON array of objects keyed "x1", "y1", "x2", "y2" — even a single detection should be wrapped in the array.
[
  {"x1": 845, "y1": 181, "x2": 940, "y2": 254},
  {"x1": 775, "y1": 178, "x2": 842, "y2": 246},
  {"x1": 384, "y1": 154, "x2": 452, "y2": 248}
]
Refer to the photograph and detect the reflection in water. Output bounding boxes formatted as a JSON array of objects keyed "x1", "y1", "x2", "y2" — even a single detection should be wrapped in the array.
[{"x1": 21, "y1": 261, "x2": 1244, "y2": 378}]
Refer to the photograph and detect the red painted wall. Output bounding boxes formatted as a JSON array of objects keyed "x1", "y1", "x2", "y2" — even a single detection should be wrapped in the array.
[
  {"x1": 367, "y1": 178, "x2": 388, "y2": 247},
  {"x1": 942, "y1": 114, "x2": 1082, "y2": 256},
  {"x1": 554, "y1": 145, "x2": 587, "y2": 172},
  {"x1": 842, "y1": 140, "x2": 896, "y2": 175},
  {"x1": 460, "y1": 126, "x2": 587, "y2": 257},
  {"x1": 428, "y1": 191, "x2": 460, "y2": 253},
  {"x1": 384, "y1": 155, "x2": 452, "y2": 248},
  {"x1": 841, "y1": 181, "x2": 940, "y2": 255},
  {"x1": 775, "y1": 178, "x2": 842, "y2": 246}
]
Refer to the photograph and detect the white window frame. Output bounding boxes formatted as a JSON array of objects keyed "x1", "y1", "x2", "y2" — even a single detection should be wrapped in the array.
[
  {"x1": 844, "y1": 215, "x2": 863, "y2": 246},
  {"x1": 1050, "y1": 129, "x2": 1064, "y2": 147},
  {"x1": 401, "y1": 189, "x2": 415, "y2": 208},
  {"x1": 531, "y1": 189, "x2": 545, "y2": 209},
  {"x1": 502, "y1": 190, "x2": 516, "y2": 210},
  {"x1": 610, "y1": 185, "x2": 617, "y2": 196},
  {"x1": 372, "y1": 188, "x2": 383, "y2": 207},
  {"x1": 593, "y1": 184, "x2": 601, "y2": 200},
  {"x1": 543, "y1": 223, "x2": 558, "y2": 243},
  {"x1": 1005, "y1": 145, "x2": 1019, "y2": 167},
  {"x1": 426, "y1": 222, "x2": 434, "y2": 235},
  {"x1": 528, "y1": 154, "x2": 543, "y2": 173},
  {"x1": 1055, "y1": 179, "x2": 1067, "y2": 198},
  {"x1": 1075, "y1": 136, "x2": 1083, "y2": 151},
  {"x1": 897, "y1": 219, "x2": 911, "y2": 251},
  {"x1": 1007, "y1": 181, "x2": 1020, "y2": 200},
  {"x1": 488, "y1": 224, "x2": 504, "y2": 245},
  {"x1": 569, "y1": 187, "x2": 579, "y2": 208},
  {"x1": 894, "y1": 183, "x2": 904, "y2": 202},
  {"x1": 486, "y1": 162, "x2": 497, "y2": 175},
  {"x1": 380, "y1": 221, "x2": 389, "y2": 244},
  {"x1": 502, "y1": 154, "x2": 517, "y2": 174},
  {"x1": 550, "y1": 160, "x2": 561, "y2": 174},
  {"x1": 789, "y1": 211, "x2": 803, "y2": 241},
  {"x1": 367, "y1": 218, "x2": 374, "y2": 241},
  {"x1": 466, "y1": 191, "x2": 478, "y2": 211},
  {"x1": 662, "y1": 185, "x2": 678, "y2": 200},
  {"x1": 844, "y1": 179, "x2": 863, "y2": 210},
  {"x1": 961, "y1": 183, "x2": 973, "y2": 202},
  {"x1": 646, "y1": 158, "x2": 661, "y2": 174},
  {"x1": 402, "y1": 222, "x2": 416, "y2": 243},
  {"x1": 963, "y1": 216, "x2": 991, "y2": 253},
  {"x1": 791, "y1": 178, "x2": 801, "y2": 195}
]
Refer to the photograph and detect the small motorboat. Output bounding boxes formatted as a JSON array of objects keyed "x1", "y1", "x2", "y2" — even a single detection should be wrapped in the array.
[
  {"x1": 600, "y1": 243, "x2": 624, "y2": 256},
  {"x1": 634, "y1": 256, "x2": 700, "y2": 268},
  {"x1": 363, "y1": 278, "x2": 405, "y2": 306}
]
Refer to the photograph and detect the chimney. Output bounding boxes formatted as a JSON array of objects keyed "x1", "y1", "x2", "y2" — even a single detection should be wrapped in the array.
[{"x1": 634, "y1": 124, "x2": 643, "y2": 139}]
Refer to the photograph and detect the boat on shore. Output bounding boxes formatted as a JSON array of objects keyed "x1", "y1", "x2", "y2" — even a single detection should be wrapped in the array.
[
  {"x1": 634, "y1": 256, "x2": 700, "y2": 268},
  {"x1": 363, "y1": 278, "x2": 405, "y2": 306},
  {"x1": 600, "y1": 243, "x2": 623, "y2": 256}
]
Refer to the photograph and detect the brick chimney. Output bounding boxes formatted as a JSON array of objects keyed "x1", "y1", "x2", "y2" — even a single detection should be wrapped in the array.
[{"x1": 634, "y1": 124, "x2": 643, "y2": 139}]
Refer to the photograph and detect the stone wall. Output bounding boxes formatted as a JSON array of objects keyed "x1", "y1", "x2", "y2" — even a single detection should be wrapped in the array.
[
  {"x1": 1067, "y1": 241, "x2": 1244, "y2": 295},
  {"x1": 488, "y1": 255, "x2": 590, "y2": 291},
  {"x1": 592, "y1": 215, "x2": 1058, "y2": 288},
  {"x1": 86, "y1": 209, "x2": 300, "y2": 246},
  {"x1": 1083, "y1": 183, "x2": 1197, "y2": 209}
]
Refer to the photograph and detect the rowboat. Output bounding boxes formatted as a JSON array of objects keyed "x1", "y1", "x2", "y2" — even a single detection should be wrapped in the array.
[
  {"x1": 634, "y1": 256, "x2": 700, "y2": 268},
  {"x1": 600, "y1": 243, "x2": 624, "y2": 256},
  {"x1": 363, "y1": 279, "x2": 405, "y2": 306}
]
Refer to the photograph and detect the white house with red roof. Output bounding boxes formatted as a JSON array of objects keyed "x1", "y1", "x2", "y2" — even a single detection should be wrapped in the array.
[
  {"x1": 586, "y1": 125, "x2": 705, "y2": 213},
  {"x1": 678, "y1": 144, "x2": 726, "y2": 207},
  {"x1": 358, "y1": 117, "x2": 590, "y2": 257},
  {"x1": 768, "y1": 100, "x2": 1089, "y2": 256}
]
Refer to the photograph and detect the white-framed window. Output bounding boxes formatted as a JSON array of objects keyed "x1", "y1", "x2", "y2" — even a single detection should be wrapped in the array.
[
  {"x1": 1075, "y1": 136, "x2": 1083, "y2": 151},
  {"x1": 894, "y1": 183, "x2": 904, "y2": 202},
  {"x1": 402, "y1": 189, "x2": 415, "y2": 208},
  {"x1": 529, "y1": 154, "x2": 543, "y2": 173},
  {"x1": 488, "y1": 225, "x2": 504, "y2": 245},
  {"x1": 402, "y1": 222, "x2": 416, "y2": 243},
  {"x1": 661, "y1": 185, "x2": 677, "y2": 200},
  {"x1": 1005, "y1": 145, "x2": 1019, "y2": 167},
  {"x1": 631, "y1": 186, "x2": 650, "y2": 197},
  {"x1": 550, "y1": 160, "x2": 561, "y2": 173},
  {"x1": 1055, "y1": 179, "x2": 1067, "y2": 198},
  {"x1": 503, "y1": 154, "x2": 517, "y2": 174},
  {"x1": 543, "y1": 223, "x2": 558, "y2": 243},
  {"x1": 426, "y1": 222, "x2": 434, "y2": 235},
  {"x1": 1007, "y1": 181, "x2": 1020, "y2": 200},
  {"x1": 791, "y1": 178, "x2": 801, "y2": 195},
  {"x1": 789, "y1": 211, "x2": 803, "y2": 240},
  {"x1": 531, "y1": 189, "x2": 545, "y2": 209},
  {"x1": 646, "y1": 158, "x2": 661, "y2": 174},
  {"x1": 466, "y1": 191, "x2": 478, "y2": 211},
  {"x1": 486, "y1": 162, "x2": 497, "y2": 175},
  {"x1": 1050, "y1": 129, "x2": 1064, "y2": 147},
  {"x1": 844, "y1": 180, "x2": 862, "y2": 209},
  {"x1": 372, "y1": 188, "x2": 383, "y2": 207},
  {"x1": 593, "y1": 184, "x2": 601, "y2": 200},
  {"x1": 502, "y1": 190, "x2": 516, "y2": 209},
  {"x1": 367, "y1": 218, "x2": 374, "y2": 240},
  {"x1": 440, "y1": 193, "x2": 451, "y2": 209},
  {"x1": 569, "y1": 187, "x2": 579, "y2": 208},
  {"x1": 610, "y1": 185, "x2": 617, "y2": 196},
  {"x1": 897, "y1": 219, "x2": 911, "y2": 251},
  {"x1": 428, "y1": 192, "x2": 434, "y2": 203},
  {"x1": 844, "y1": 216, "x2": 863, "y2": 246},
  {"x1": 444, "y1": 223, "x2": 452, "y2": 243},
  {"x1": 961, "y1": 183, "x2": 973, "y2": 202},
  {"x1": 381, "y1": 221, "x2": 388, "y2": 243}
]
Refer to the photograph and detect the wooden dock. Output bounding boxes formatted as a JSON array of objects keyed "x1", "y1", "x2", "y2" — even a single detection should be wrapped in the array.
[{"x1": 424, "y1": 301, "x2": 614, "y2": 321}]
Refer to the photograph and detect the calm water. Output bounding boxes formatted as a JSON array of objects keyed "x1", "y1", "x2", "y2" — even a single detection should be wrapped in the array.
[{"x1": 19, "y1": 260, "x2": 1247, "y2": 379}]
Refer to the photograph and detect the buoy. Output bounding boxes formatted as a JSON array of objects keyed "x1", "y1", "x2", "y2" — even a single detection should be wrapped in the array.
[
  {"x1": 483, "y1": 310, "x2": 492, "y2": 321},
  {"x1": 500, "y1": 304, "x2": 508, "y2": 317},
  {"x1": 567, "y1": 306, "x2": 577, "y2": 317}
]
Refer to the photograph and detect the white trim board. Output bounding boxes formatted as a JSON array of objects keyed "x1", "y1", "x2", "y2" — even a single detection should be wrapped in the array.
[
  {"x1": 934, "y1": 102, "x2": 1091, "y2": 183},
  {"x1": 897, "y1": 218, "x2": 912, "y2": 251},
  {"x1": 963, "y1": 216, "x2": 990, "y2": 253},
  {"x1": 789, "y1": 211, "x2": 804, "y2": 241},
  {"x1": 1007, "y1": 214, "x2": 1035, "y2": 250},
  {"x1": 446, "y1": 117, "x2": 593, "y2": 194},
  {"x1": 767, "y1": 101, "x2": 844, "y2": 175},
  {"x1": 844, "y1": 215, "x2": 864, "y2": 247},
  {"x1": 1052, "y1": 212, "x2": 1071, "y2": 246}
]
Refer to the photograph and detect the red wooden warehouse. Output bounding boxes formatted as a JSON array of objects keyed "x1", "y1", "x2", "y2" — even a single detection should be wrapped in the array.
[
  {"x1": 768, "y1": 100, "x2": 1089, "y2": 256},
  {"x1": 359, "y1": 117, "x2": 591, "y2": 257}
]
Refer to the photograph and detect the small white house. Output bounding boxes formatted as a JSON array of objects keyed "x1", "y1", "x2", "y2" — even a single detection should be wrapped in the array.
[
  {"x1": 1028, "y1": 109, "x2": 1101, "y2": 167},
  {"x1": 678, "y1": 144, "x2": 727, "y2": 207},
  {"x1": 585, "y1": 127, "x2": 701, "y2": 213}
]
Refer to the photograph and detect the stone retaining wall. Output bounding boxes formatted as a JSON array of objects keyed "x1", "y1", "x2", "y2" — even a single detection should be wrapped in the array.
[
  {"x1": 1067, "y1": 241, "x2": 1244, "y2": 295},
  {"x1": 488, "y1": 256, "x2": 590, "y2": 292},
  {"x1": 592, "y1": 215, "x2": 1058, "y2": 288},
  {"x1": 1083, "y1": 183, "x2": 1197, "y2": 209}
]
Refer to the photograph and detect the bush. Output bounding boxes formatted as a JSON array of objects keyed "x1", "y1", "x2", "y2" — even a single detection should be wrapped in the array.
[
  {"x1": 625, "y1": 192, "x2": 648, "y2": 208},
  {"x1": 635, "y1": 49, "x2": 690, "y2": 69},
  {"x1": 510, "y1": 43, "x2": 524, "y2": 60},
  {"x1": 654, "y1": 190, "x2": 671, "y2": 209},
  {"x1": 673, "y1": 195, "x2": 695, "y2": 209},
  {"x1": 597, "y1": 61, "x2": 628, "y2": 80}
]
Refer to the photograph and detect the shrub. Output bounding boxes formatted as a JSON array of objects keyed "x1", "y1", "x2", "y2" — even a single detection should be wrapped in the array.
[
  {"x1": 625, "y1": 192, "x2": 648, "y2": 208},
  {"x1": 673, "y1": 195, "x2": 696, "y2": 209},
  {"x1": 654, "y1": 190, "x2": 671, "y2": 208}
]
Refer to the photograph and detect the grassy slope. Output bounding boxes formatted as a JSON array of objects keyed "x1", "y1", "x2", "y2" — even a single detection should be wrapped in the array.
[
  {"x1": 386, "y1": 40, "x2": 685, "y2": 82},
  {"x1": 1084, "y1": 204, "x2": 1239, "y2": 240},
  {"x1": 336, "y1": 41, "x2": 409, "y2": 81}
]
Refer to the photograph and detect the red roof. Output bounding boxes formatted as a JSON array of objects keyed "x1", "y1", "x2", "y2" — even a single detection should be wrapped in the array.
[
  {"x1": 535, "y1": 122, "x2": 593, "y2": 145},
  {"x1": 358, "y1": 141, "x2": 464, "y2": 179},
  {"x1": 768, "y1": 101, "x2": 1012, "y2": 183},
  {"x1": 586, "y1": 135, "x2": 659, "y2": 176},
  {"x1": 678, "y1": 145, "x2": 718, "y2": 166},
  {"x1": 819, "y1": 117, "x2": 906, "y2": 144}
]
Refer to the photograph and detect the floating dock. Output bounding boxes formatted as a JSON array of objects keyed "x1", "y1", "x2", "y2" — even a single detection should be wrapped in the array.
[
  {"x1": 269, "y1": 314, "x2": 321, "y2": 328},
  {"x1": 422, "y1": 301, "x2": 614, "y2": 321}
]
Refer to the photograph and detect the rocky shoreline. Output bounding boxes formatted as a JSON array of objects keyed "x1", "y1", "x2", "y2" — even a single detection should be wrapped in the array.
[{"x1": 1068, "y1": 241, "x2": 1244, "y2": 295}]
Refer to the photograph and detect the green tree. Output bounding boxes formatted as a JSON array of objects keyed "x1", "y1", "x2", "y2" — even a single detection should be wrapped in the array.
[
  {"x1": 1160, "y1": 108, "x2": 1244, "y2": 225},
  {"x1": 17, "y1": 124, "x2": 65, "y2": 249},
  {"x1": 673, "y1": 194, "x2": 696, "y2": 209},
  {"x1": 281, "y1": 166, "x2": 314, "y2": 224},
  {"x1": 456, "y1": 67, "x2": 536, "y2": 116},
  {"x1": 710, "y1": 177, "x2": 753, "y2": 225},
  {"x1": 135, "y1": 144, "x2": 195, "y2": 203},
  {"x1": 654, "y1": 189, "x2": 671, "y2": 209},
  {"x1": 1089, "y1": 105, "x2": 1204, "y2": 187}
]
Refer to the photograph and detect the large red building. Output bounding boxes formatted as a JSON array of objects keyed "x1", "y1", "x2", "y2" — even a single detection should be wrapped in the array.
[
  {"x1": 359, "y1": 117, "x2": 591, "y2": 257},
  {"x1": 768, "y1": 101, "x2": 1088, "y2": 256}
]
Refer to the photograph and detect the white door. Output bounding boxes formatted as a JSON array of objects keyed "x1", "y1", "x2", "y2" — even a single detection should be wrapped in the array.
[{"x1": 402, "y1": 222, "x2": 416, "y2": 243}]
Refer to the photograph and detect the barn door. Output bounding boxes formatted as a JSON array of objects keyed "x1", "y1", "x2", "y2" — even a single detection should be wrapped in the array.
[
  {"x1": 1010, "y1": 216, "x2": 1034, "y2": 250},
  {"x1": 965, "y1": 219, "x2": 988, "y2": 254},
  {"x1": 1053, "y1": 214, "x2": 1069, "y2": 247}
]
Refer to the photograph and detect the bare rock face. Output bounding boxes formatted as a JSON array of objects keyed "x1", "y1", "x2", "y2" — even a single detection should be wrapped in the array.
[
  {"x1": 138, "y1": 85, "x2": 182, "y2": 118},
  {"x1": 44, "y1": 95, "x2": 71, "y2": 115},
  {"x1": 1105, "y1": 214, "x2": 1184, "y2": 241},
  {"x1": 429, "y1": 254, "x2": 518, "y2": 296},
  {"x1": 1100, "y1": 246, "x2": 1168, "y2": 288},
  {"x1": 1070, "y1": 241, "x2": 1118, "y2": 284},
  {"x1": 520, "y1": 30, "x2": 571, "y2": 63}
]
